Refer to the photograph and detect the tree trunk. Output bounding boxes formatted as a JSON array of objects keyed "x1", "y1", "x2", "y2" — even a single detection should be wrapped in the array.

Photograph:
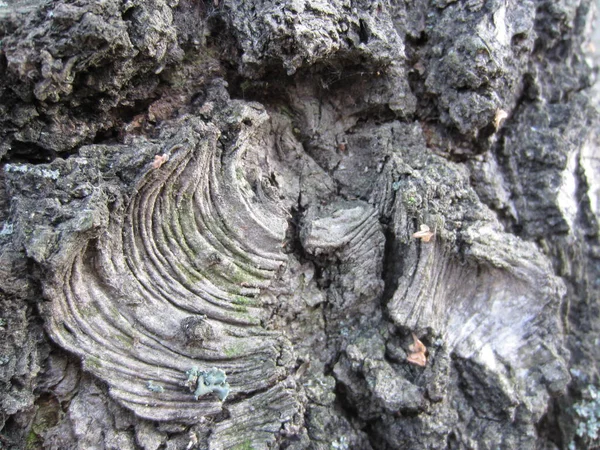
[{"x1": 0, "y1": 1, "x2": 598, "y2": 449}]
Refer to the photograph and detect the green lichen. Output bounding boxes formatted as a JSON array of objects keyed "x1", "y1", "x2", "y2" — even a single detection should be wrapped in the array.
[
  {"x1": 26, "y1": 430, "x2": 41, "y2": 450},
  {"x1": 233, "y1": 296, "x2": 258, "y2": 307},
  {"x1": 185, "y1": 366, "x2": 230, "y2": 401},
  {"x1": 108, "y1": 305, "x2": 120, "y2": 320},
  {"x1": 146, "y1": 380, "x2": 164, "y2": 393},
  {"x1": 27, "y1": 397, "x2": 60, "y2": 449},
  {"x1": 115, "y1": 333, "x2": 134, "y2": 348},
  {"x1": 569, "y1": 384, "x2": 600, "y2": 449},
  {"x1": 228, "y1": 266, "x2": 258, "y2": 286},
  {"x1": 79, "y1": 302, "x2": 99, "y2": 319},
  {"x1": 224, "y1": 343, "x2": 244, "y2": 357},
  {"x1": 232, "y1": 441, "x2": 255, "y2": 450},
  {"x1": 231, "y1": 308, "x2": 260, "y2": 325},
  {"x1": 85, "y1": 356, "x2": 102, "y2": 370},
  {"x1": 236, "y1": 167, "x2": 246, "y2": 181},
  {"x1": 402, "y1": 191, "x2": 422, "y2": 211},
  {"x1": 176, "y1": 261, "x2": 201, "y2": 285}
]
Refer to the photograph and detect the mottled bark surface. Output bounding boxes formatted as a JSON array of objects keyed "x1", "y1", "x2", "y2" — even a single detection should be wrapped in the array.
[{"x1": 0, "y1": 1, "x2": 598, "y2": 449}]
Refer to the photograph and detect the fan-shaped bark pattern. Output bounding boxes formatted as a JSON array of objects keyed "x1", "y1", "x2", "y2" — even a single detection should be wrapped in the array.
[
  {"x1": 300, "y1": 200, "x2": 385, "y2": 315},
  {"x1": 388, "y1": 228, "x2": 568, "y2": 412},
  {"x1": 381, "y1": 143, "x2": 570, "y2": 438},
  {"x1": 45, "y1": 112, "x2": 293, "y2": 422}
]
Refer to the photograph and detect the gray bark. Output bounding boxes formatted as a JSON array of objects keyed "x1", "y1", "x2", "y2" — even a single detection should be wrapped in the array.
[{"x1": 0, "y1": 0, "x2": 598, "y2": 449}]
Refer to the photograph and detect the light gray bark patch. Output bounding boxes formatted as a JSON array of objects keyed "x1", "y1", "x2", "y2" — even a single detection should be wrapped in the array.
[
  {"x1": 300, "y1": 200, "x2": 385, "y2": 315},
  {"x1": 7, "y1": 102, "x2": 302, "y2": 434}
]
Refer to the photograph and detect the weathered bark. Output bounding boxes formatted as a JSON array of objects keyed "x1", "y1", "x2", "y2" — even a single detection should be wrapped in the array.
[{"x1": 0, "y1": 0, "x2": 598, "y2": 449}]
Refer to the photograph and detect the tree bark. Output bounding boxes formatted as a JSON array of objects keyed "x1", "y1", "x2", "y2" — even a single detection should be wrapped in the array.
[{"x1": 0, "y1": 1, "x2": 598, "y2": 449}]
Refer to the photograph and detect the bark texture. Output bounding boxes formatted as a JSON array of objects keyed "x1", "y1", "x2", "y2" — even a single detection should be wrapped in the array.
[{"x1": 0, "y1": 0, "x2": 598, "y2": 449}]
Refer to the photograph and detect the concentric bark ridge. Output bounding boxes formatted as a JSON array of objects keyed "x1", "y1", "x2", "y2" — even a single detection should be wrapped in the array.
[{"x1": 25, "y1": 108, "x2": 298, "y2": 423}]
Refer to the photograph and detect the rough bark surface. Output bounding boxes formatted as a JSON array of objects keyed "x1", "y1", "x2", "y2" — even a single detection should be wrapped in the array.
[{"x1": 0, "y1": 1, "x2": 598, "y2": 449}]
